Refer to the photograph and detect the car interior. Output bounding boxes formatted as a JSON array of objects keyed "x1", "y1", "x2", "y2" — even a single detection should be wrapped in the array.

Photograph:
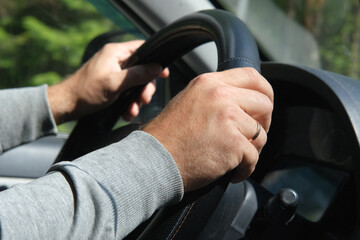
[{"x1": 0, "y1": 0, "x2": 359, "y2": 239}]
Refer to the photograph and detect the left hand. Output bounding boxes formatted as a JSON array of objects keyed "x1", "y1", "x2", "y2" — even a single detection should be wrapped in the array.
[
  {"x1": 48, "y1": 40, "x2": 169, "y2": 124},
  {"x1": 143, "y1": 68, "x2": 273, "y2": 191}
]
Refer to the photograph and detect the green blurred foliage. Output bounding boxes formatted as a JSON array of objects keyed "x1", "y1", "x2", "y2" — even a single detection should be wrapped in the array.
[
  {"x1": 273, "y1": 0, "x2": 360, "y2": 80},
  {"x1": 30, "y1": 71, "x2": 62, "y2": 86},
  {"x1": 0, "y1": 0, "x2": 140, "y2": 133},
  {"x1": 0, "y1": 0, "x2": 118, "y2": 89}
]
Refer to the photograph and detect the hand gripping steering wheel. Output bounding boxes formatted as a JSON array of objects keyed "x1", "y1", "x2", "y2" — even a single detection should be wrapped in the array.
[{"x1": 55, "y1": 9, "x2": 260, "y2": 239}]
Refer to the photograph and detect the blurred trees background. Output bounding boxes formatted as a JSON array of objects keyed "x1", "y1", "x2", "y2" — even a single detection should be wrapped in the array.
[
  {"x1": 1, "y1": 0, "x2": 360, "y2": 90},
  {"x1": 274, "y1": 0, "x2": 360, "y2": 80},
  {"x1": 0, "y1": 0, "x2": 130, "y2": 89}
]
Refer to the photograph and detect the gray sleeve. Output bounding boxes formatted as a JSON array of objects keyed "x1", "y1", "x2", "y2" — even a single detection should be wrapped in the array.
[
  {"x1": 0, "y1": 85, "x2": 57, "y2": 154},
  {"x1": 0, "y1": 131, "x2": 184, "y2": 239}
]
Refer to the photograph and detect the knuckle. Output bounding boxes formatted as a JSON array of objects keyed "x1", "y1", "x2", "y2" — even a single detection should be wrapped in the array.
[
  {"x1": 101, "y1": 43, "x2": 114, "y2": 52},
  {"x1": 261, "y1": 96, "x2": 274, "y2": 114},
  {"x1": 218, "y1": 105, "x2": 239, "y2": 121},
  {"x1": 228, "y1": 128, "x2": 243, "y2": 146},
  {"x1": 193, "y1": 73, "x2": 214, "y2": 85},
  {"x1": 253, "y1": 93, "x2": 273, "y2": 115},
  {"x1": 210, "y1": 86, "x2": 232, "y2": 100},
  {"x1": 244, "y1": 67, "x2": 259, "y2": 77},
  {"x1": 244, "y1": 67, "x2": 261, "y2": 84},
  {"x1": 103, "y1": 76, "x2": 118, "y2": 92},
  {"x1": 254, "y1": 92, "x2": 268, "y2": 103},
  {"x1": 244, "y1": 67, "x2": 274, "y2": 102}
]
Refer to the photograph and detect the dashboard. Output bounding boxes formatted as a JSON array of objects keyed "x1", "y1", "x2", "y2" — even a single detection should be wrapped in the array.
[{"x1": 248, "y1": 63, "x2": 360, "y2": 238}]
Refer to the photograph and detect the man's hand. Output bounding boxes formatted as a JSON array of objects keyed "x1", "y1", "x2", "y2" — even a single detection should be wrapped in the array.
[
  {"x1": 47, "y1": 40, "x2": 169, "y2": 124},
  {"x1": 143, "y1": 68, "x2": 273, "y2": 192}
]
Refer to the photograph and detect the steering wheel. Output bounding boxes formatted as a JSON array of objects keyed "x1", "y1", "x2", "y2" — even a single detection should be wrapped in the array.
[{"x1": 55, "y1": 9, "x2": 260, "y2": 239}]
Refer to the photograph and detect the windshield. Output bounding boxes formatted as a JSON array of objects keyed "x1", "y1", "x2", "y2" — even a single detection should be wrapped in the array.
[{"x1": 217, "y1": 0, "x2": 360, "y2": 80}]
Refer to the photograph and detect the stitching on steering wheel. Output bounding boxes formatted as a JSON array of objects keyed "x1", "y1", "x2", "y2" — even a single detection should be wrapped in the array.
[
  {"x1": 170, "y1": 202, "x2": 195, "y2": 240},
  {"x1": 218, "y1": 57, "x2": 260, "y2": 72}
]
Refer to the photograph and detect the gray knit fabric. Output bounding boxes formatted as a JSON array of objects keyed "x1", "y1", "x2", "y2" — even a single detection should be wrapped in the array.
[
  {"x1": 0, "y1": 85, "x2": 57, "y2": 154},
  {"x1": 0, "y1": 86, "x2": 184, "y2": 239}
]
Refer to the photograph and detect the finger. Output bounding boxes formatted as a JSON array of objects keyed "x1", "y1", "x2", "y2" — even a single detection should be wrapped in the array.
[
  {"x1": 115, "y1": 63, "x2": 163, "y2": 92},
  {"x1": 139, "y1": 80, "x2": 156, "y2": 104},
  {"x1": 120, "y1": 40, "x2": 145, "y2": 52},
  {"x1": 248, "y1": 123, "x2": 267, "y2": 152},
  {"x1": 117, "y1": 40, "x2": 145, "y2": 61},
  {"x1": 123, "y1": 81, "x2": 155, "y2": 120},
  {"x1": 122, "y1": 102, "x2": 134, "y2": 122},
  {"x1": 160, "y1": 68, "x2": 170, "y2": 78},
  {"x1": 123, "y1": 80, "x2": 156, "y2": 120},
  {"x1": 231, "y1": 136, "x2": 259, "y2": 183},
  {"x1": 233, "y1": 110, "x2": 267, "y2": 151},
  {"x1": 219, "y1": 87, "x2": 272, "y2": 132},
  {"x1": 123, "y1": 102, "x2": 141, "y2": 121},
  {"x1": 101, "y1": 40, "x2": 145, "y2": 63},
  {"x1": 214, "y1": 68, "x2": 274, "y2": 103},
  {"x1": 231, "y1": 162, "x2": 256, "y2": 183},
  {"x1": 233, "y1": 88, "x2": 273, "y2": 132}
]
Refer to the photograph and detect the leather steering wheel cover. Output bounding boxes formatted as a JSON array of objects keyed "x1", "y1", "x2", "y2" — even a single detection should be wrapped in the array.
[{"x1": 123, "y1": 9, "x2": 260, "y2": 72}]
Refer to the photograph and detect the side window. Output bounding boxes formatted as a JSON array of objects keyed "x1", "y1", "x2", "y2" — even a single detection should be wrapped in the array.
[
  {"x1": 0, "y1": 0, "x2": 141, "y2": 132},
  {"x1": 271, "y1": 0, "x2": 360, "y2": 80}
]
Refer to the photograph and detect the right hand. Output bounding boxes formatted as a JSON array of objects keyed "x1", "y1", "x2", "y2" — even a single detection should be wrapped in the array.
[
  {"x1": 143, "y1": 68, "x2": 274, "y2": 192},
  {"x1": 48, "y1": 41, "x2": 169, "y2": 124}
]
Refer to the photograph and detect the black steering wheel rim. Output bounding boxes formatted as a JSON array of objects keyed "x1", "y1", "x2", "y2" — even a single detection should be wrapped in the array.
[{"x1": 122, "y1": 9, "x2": 260, "y2": 72}]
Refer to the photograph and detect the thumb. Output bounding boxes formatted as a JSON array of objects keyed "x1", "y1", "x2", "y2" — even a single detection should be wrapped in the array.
[{"x1": 117, "y1": 63, "x2": 163, "y2": 92}]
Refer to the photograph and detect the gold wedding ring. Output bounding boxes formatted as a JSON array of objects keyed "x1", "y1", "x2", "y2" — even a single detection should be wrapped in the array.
[{"x1": 249, "y1": 121, "x2": 261, "y2": 143}]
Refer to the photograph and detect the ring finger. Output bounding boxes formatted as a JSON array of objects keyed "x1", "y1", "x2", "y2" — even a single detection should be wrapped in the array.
[
  {"x1": 234, "y1": 108, "x2": 267, "y2": 151},
  {"x1": 232, "y1": 88, "x2": 273, "y2": 132}
]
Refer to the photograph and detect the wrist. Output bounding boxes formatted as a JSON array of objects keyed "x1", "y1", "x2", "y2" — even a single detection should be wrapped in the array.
[
  {"x1": 143, "y1": 122, "x2": 190, "y2": 192},
  {"x1": 47, "y1": 75, "x2": 78, "y2": 125}
]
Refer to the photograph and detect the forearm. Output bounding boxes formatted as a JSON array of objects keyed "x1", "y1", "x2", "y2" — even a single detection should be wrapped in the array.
[
  {"x1": 0, "y1": 131, "x2": 183, "y2": 239},
  {"x1": 0, "y1": 85, "x2": 57, "y2": 153}
]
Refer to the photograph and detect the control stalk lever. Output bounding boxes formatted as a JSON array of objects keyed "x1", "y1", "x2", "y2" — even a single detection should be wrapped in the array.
[{"x1": 265, "y1": 188, "x2": 299, "y2": 225}]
